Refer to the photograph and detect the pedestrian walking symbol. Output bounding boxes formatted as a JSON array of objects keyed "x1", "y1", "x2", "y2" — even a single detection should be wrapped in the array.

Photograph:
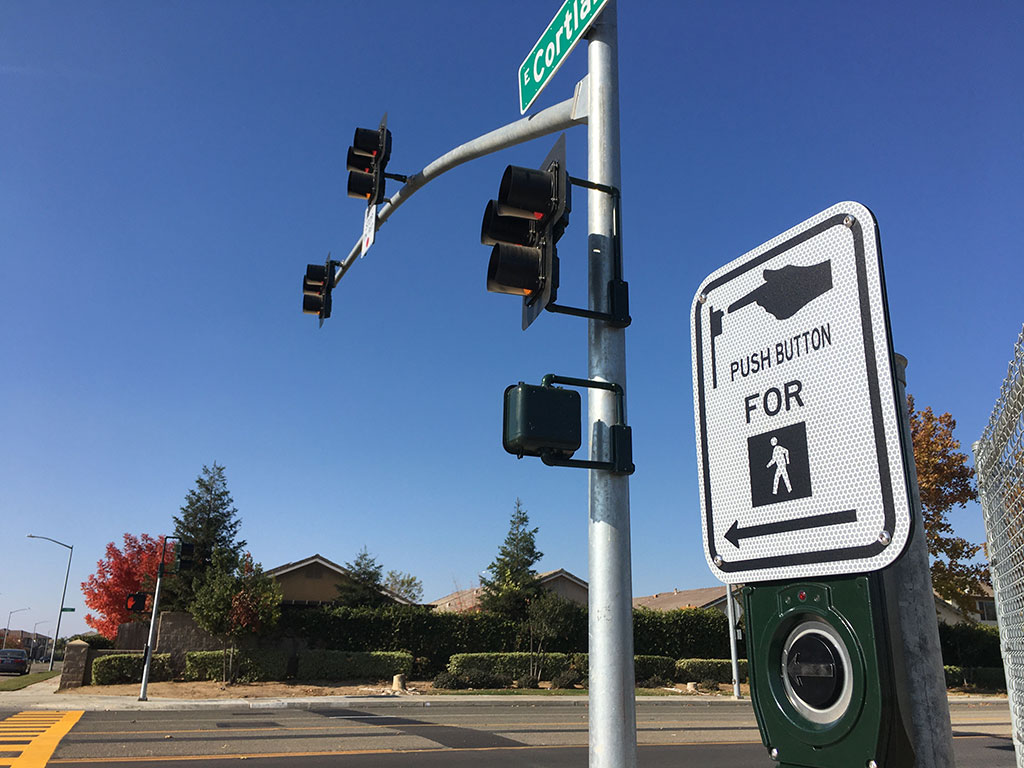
[
  {"x1": 748, "y1": 422, "x2": 812, "y2": 508},
  {"x1": 768, "y1": 437, "x2": 792, "y2": 495}
]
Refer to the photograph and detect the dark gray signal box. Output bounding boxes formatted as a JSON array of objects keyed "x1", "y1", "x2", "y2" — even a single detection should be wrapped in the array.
[{"x1": 503, "y1": 383, "x2": 581, "y2": 459}]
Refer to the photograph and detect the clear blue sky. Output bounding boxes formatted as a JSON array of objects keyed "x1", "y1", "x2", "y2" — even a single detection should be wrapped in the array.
[{"x1": 2, "y1": 1, "x2": 1020, "y2": 638}]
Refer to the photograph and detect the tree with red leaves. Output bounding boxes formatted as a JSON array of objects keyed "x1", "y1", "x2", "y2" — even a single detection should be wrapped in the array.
[{"x1": 81, "y1": 533, "x2": 171, "y2": 639}]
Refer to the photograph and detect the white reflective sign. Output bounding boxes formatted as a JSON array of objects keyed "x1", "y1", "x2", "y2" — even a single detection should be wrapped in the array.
[{"x1": 691, "y1": 202, "x2": 911, "y2": 584}]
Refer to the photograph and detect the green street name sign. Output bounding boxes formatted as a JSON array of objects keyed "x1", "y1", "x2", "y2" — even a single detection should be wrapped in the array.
[
  {"x1": 519, "y1": 0, "x2": 608, "y2": 114},
  {"x1": 61, "y1": 607, "x2": 75, "y2": 612}
]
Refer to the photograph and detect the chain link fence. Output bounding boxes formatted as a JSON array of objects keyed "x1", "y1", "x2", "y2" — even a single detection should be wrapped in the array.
[{"x1": 974, "y1": 324, "x2": 1024, "y2": 767}]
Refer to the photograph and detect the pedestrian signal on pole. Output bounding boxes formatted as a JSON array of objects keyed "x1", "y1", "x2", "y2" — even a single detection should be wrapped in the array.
[
  {"x1": 175, "y1": 541, "x2": 195, "y2": 573},
  {"x1": 346, "y1": 114, "x2": 392, "y2": 207},
  {"x1": 125, "y1": 592, "x2": 147, "y2": 613},
  {"x1": 302, "y1": 257, "x2": 338, "y2": 323},
  {"x1": 481, "y1": 134, "x2": 570, "y2": 329}
]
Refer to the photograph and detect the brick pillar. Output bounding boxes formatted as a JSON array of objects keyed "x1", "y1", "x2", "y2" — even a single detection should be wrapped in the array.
[{"x1": 57, "y1": 640, "x2": 91, "y2": 689}]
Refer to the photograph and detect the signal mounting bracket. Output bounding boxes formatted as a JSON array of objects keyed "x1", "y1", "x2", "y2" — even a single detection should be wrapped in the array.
[
  {"x1": 546, "y1": 177, "x2": 630, "y2": 327},
  {"x1": 538, "y1": 374, "x2": 634, "y2": 475}
]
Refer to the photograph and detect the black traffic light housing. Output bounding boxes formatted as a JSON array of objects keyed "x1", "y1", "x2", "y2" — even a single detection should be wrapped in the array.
[
  {"x1": 482, "y1": 135, "x2": 570, "y2": 330},
  {"x1": 125, "y1": 592, "x2": 147, "y2": 613},
  {"x1": 175, "y1": 541, "x2": 195, "y2": 573},
  {"x1": 302, "y1": 257, "x2": 339, "y2": 323},
  {"x1": 503, "y1": 375, "x2": 634, "y2": 474},
  {"x1": 346, "y1": 114, "x2": 392, "y2": 207}
]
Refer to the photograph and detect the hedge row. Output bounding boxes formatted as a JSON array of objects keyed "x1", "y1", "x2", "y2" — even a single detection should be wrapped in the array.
[
  {"x1": 297, "y1": 651, "x2": 412, "y2": 681},
  {"x1": 676, "y1": 658, "x2": 748, "y2": 684},
  {"x1": 444, "y1": 653, "x2": 679, "y2": 684},
  {"x1": 944, "y1": 666, "x2": 1006, "y2": 690},
  {"x1": 184, "y1": 650, "x2": 289, "y2": 683},
  {"x1": 938, "y1": 623, "x2": 1002, "y2": 668},
  {"x1": 276, "y1": 604, "x2": 734, "y2": 675},
  {"x1": 92, "y1": 653, "x2": 171, "y2": 685},
  {"x1": 448, "y1": 653, "x2": 571, "y2": 680}
]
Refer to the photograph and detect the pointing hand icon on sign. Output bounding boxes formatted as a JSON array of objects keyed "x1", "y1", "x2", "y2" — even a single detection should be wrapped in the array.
[{"x1": 728, "y1": 260, "x2": 833, "y2": 320}]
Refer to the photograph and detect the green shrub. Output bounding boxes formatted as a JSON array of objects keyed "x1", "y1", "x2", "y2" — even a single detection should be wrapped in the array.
[
  {"x1": 633, "y1": 607, "x2": 736, "y2": 659},
  {"x1": 184, "y1": 651, "x2": 224, "y2": 682},
  {"x1": 277, "y1": 603, "x2": 733, "y2": 671},
  {"x1": 966, "y1": 667, "x2": 1006, "y2": 690},
  {"x1": 698, "y1": 678, "x2": 721, "y2": 692},
  {"x1": 675, "y1": 658, "x2": 747, "y2": 684},
  {"x1": 432, "y1": 670, "x2": 467, "y2": 690},
  {"x1": 92, "y1": 653, "x2": 171, "y2": 685},
  {"x1": 938, "y1": 622, "x2": 1002, "y2": 667},
  {"x1": 638, "y1": 675, "x2": 672, "y2": 689},
  {"x1": 296, "y1": 650, "x2": 412, "y2": 682},
  {"x1": 943, "y1": 665, "x2": 965, "y2": 688},
  {"x1": 550, "y1": 669, "x2": 582, "y2": 689},
  {"x1": 944, "y1": 665, "x2": 1006, "y2": 690},
  {"x1": 447, "y1": 652, "x2": 570, "y2": 681},
  {"x1": 634, "y1": 655, "x2": 675, "y2": 682},
  {"x1": 183, "y1": 649, "x2": 290, "y2": 683}
]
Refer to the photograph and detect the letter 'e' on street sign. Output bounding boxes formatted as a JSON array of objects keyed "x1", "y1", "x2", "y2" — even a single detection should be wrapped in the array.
[
  {"x1": 518, "y1": 0, "x2": 609, "y2": 114},
  {"x1": 690, "y1": 202, "x2": 912, "y2": 584}
]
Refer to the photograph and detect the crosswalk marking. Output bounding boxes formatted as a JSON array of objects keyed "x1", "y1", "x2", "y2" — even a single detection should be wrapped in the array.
[{"x1": 0, "y1": 711, "x2": 83, "y2": 767}]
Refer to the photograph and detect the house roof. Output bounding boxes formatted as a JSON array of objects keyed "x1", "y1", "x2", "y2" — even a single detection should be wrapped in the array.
[
  {"x1": 632, "y1": 586, "x2": 729, "y2": 611},
  {"x1": 266, "y1": 553, "x2": 414, "y2": 605},
  {"x1": 428, "y1": 568, "x2": 589, "y2": 611}
]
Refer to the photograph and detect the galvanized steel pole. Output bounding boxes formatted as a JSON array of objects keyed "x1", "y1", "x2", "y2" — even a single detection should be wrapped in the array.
[
  {"x1": 138, "y1": 564, "x2": 163, "y2": 701},
  {"x1": 586, "y1": 4, "x2": 637, "y2": 767},
  {"x1": 726, "y1": 585, "x2": 742, "y2": 699},
  {"x1": 885, "y1": 354, "x2": 955, "y2": 766}
]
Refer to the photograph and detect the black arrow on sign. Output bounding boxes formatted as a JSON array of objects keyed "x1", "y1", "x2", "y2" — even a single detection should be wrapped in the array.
[{"x1": 724, "y1": 509, "x2": 857, "y2": 548}]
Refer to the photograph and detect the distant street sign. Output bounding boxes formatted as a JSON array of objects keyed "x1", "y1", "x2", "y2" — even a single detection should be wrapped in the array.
[
  {"x1": 691, "y1": 202, "x2": 911, "y2": 584},
  {"x1": 61, "y1": 607, "x2": 75, "y2": 613},
  {"x1": 519, "y1": 0, "x2": 609, "y2": 114}
]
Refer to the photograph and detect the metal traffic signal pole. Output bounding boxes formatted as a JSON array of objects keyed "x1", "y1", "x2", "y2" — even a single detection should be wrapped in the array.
[
  {"x1": 139, "y1": 536, "x2": 177, "y2": 702},
  {"x1": 585, "y1": 4, "x2": 637, "y2": 767}
]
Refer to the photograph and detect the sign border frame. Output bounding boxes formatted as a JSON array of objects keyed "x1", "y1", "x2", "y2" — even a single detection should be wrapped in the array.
[{"x1": 693, "y1": 207, "x2": 907, "y2": 576}]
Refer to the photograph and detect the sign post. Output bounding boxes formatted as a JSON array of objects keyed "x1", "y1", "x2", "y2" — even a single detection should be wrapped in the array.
[{"x1": 690, "y1": 202, "x2": 929, "y2": 768}]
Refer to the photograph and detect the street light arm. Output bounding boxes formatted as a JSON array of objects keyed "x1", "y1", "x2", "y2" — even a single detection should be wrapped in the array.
[{"x1": 27, "y1": 534, "x2": 72, "y2": 550}]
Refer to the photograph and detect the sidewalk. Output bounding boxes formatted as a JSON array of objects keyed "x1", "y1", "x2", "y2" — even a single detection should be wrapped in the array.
[{"x1": 0, "y1": 677, "x2": 1009, "y2": 713}]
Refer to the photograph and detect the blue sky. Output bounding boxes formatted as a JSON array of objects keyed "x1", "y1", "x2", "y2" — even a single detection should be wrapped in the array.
[{"x1": 2, "y1": 1, "x2": 1020, "y2": 638}]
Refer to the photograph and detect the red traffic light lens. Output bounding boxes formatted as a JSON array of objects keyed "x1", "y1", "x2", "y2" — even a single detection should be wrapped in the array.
[{"x1": 499, "y1": 165, "x2": 556, "y2": 220}]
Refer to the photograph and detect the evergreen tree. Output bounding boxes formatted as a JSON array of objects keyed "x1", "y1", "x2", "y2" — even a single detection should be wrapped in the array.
[
  {"x1": 167, "y1": 462, "x2": 246, "y2": 609},
  {"x1": 336, "y1": 547, "x2": 389, "y2": 607},
  {"x1": 479, "y1": 498, "x2": 543, "y2": 620}
]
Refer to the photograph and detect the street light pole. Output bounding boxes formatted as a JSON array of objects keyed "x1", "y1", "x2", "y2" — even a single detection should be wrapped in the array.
[
  {"x1": 32, "y1": 620, "x2": 49, "y2": 664},
  {"x1": 2, "y1": 608, "x2": 29, "y2": 650},
  {"x1": 27, "y1": 534, "x2": 74, "y2": 671}
]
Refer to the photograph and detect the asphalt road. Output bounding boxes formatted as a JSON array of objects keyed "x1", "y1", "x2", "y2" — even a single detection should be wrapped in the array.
[{"x1": 0, "y1": 698, "x2": 1014, "y2": 767}]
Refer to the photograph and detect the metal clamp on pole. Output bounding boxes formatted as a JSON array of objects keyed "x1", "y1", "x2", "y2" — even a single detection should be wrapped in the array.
[
  {"x1": 502, "y1": 374, "x2": 634, "y2": 475},
  {"x1": 546, "y1": 176, "x2": 630, "y2": 327}
]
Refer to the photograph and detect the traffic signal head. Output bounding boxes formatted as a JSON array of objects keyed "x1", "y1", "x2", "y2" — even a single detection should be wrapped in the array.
[
  {"x1": 125, "y1": 592, "x2": 147, "y2": 613},
  {"x1": 302, "y1": 260, "x2": 334, "y2": 321},
  {"x1": 481, "y1": 134, "x2": 570, "y2": 329},
  {"x1": 346, "y1": 118, "x2": 392, "y2": 206},
  {"x1": 175, "y1": 541, "x2": 195, "y2": 572}
]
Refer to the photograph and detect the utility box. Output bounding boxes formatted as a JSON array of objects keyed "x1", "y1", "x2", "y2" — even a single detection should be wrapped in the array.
[
  {"x1": 743, "y1": 574, "x2": 913, "y2": 768},
  {"x1": 503, "y1": 383, "x2": 580, "y2": 459}
]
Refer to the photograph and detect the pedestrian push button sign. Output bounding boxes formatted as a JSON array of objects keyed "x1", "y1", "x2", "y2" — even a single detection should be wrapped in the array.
[{"x1": 691, "y1": 202, "x2": 911, "y2": 583}]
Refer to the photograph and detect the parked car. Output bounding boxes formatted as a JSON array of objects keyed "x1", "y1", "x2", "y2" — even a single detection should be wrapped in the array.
[{"x1": 0, "y1": 649, "x2": 30, "y2": 675}]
